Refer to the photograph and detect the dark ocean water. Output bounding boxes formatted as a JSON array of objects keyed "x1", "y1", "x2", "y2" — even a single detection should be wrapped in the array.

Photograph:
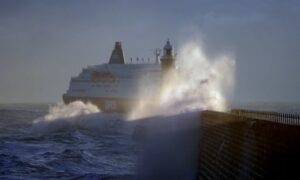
[
  {"x1": 0, "y1": 103, "x2": 140, "y2": 179},
  {"x1": 0, "y1": 102, "x2": 299, "y2": 179}
]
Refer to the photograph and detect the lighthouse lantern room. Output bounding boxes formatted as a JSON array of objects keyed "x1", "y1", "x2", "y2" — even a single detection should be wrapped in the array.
[{"x1": 160, "y1": 40, "x2": 175, "y2": 72}]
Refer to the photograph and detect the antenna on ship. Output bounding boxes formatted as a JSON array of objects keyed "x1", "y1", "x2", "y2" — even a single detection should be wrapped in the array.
[{"x1": 154, "y1": 48, "x2": 161, "y2": 64}]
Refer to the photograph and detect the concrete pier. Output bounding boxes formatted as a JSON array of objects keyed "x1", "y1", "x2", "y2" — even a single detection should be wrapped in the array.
[{"x1": 198, "y1": 110, "x2": 300, "y2": 179}]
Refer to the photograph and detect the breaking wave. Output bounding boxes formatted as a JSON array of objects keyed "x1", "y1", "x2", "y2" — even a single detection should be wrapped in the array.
[
  {"x1": 128, "y1": 39, "x2": 236, "y2": 120},
  {"x1": 31, "y1": 101, "x2": 124, "y2": 134}
]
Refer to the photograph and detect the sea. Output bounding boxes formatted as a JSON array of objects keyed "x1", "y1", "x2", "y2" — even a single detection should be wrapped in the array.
[
  {"x1": 0, "y1": 101, "x2": 299, "y2": 179},
  {"x1": 0, "y1": 103, "x2": 140, "y2": 179}
]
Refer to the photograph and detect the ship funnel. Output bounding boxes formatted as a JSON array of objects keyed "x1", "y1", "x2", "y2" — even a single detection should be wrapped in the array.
[{"x1": 109, "y1": 41, "x2": 125, "y2": 64}]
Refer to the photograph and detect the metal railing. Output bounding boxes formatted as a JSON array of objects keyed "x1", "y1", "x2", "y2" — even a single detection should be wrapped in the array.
[{"x1": 230, "y1": 109, "x2": 300, "y2": 126}]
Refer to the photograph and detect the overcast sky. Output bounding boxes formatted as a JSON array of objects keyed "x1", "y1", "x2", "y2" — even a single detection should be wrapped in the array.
[{"x1": 0, "y1": 0, "x2": 299, "y2": 103}]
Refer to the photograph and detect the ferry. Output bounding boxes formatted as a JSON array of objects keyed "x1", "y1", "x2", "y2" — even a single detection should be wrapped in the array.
[{"x1": 63, "y1": 40, "x2": 175, "y2": 112}]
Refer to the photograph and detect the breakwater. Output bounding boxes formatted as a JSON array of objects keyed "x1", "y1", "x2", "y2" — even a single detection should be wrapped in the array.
[{"x1": 198, "y1": 109, "x2": 300, "y2": 179}]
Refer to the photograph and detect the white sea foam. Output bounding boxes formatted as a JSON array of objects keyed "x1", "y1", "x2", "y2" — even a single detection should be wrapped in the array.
[
  {"x1": 43, "y1": 101, "x2": 100, "y2": 119},
  {"x1": 31, "y1": 101, "x2": 123, "y2": 134}
]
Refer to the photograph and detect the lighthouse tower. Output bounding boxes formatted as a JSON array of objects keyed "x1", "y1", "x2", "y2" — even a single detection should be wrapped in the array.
[{"x1": 160, "y1": 40, "x2": 175, "y2": 73}]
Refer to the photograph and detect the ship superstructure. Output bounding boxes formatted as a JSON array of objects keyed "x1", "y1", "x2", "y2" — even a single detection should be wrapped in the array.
[{"x1": 63, "y1": 40, "x2": 175, "y2": 112}]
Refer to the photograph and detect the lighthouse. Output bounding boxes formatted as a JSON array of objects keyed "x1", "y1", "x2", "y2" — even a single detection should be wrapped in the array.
[{"x1": 160, "y1": 40, "x2": 175, "y2": 73}]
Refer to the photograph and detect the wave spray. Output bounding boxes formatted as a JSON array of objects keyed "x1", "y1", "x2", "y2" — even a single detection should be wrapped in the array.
[
  {"x1": 31, "y1": 101, "x2": 123, "y2": 134},
  {"x1": 128, "y1": 39, "x2": 235, "y2": 120}
]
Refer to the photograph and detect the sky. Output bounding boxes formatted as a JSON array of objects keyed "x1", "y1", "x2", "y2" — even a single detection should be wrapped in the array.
[{"x1": 0, "y1": 0, "x2": 299, "y2": 103}]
